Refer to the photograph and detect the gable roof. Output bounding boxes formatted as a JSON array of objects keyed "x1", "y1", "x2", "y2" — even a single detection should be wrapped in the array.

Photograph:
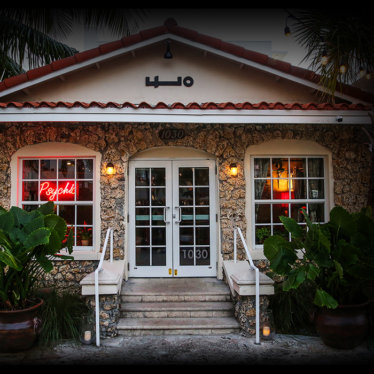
[{"x1": 1, "y1": 18, "x2": 373, "y2": 106}]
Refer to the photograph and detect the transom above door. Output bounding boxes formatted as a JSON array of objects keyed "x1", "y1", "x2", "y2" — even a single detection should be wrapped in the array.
[{"x1": 128, "y1": 159, "x2": 216, "y2": 277}]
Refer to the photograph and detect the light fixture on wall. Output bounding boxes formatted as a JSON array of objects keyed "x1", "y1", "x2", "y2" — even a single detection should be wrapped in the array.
[
  {"x1": 230, "y1": 163, "x2": 238, "y2": 177},
  {"x1": 164, "y1": 40, "x2": 173, "y2": 59},
  {"x1": 106, "y1": 162, "x2": 115, "y2": 175}
]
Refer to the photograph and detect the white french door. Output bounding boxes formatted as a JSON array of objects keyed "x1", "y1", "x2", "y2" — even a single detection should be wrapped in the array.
[{"x1": 128, "y1": 160, "x2": 216, "y2": 277}]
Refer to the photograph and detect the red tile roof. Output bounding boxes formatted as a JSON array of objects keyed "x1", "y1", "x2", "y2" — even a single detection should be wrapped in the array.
[
  {"x1": 0, "y1": 101, "x2": 370, "y2": 111},
  {"x1": 0, "y1": 18, "x2": 373, "y2": 105}
]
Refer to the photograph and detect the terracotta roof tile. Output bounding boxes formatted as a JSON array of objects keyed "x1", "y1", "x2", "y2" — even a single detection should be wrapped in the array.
[
  {"x1": 0, "y1": 101, "x2": 370, "y2": 111},
  {"x1": 0, "y1": 17, "x2": 373, "y2": 105}
]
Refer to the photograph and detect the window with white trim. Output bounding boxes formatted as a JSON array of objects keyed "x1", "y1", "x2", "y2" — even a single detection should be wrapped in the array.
[
  {"x1": 252, "y1": 156, "x2": 326, "y2": 248},
  {"x1": 20, "y1": 157, "x2": 95, "y2": 249}
]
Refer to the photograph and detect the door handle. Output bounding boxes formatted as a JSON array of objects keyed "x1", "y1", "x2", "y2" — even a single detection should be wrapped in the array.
[
  {"x1": 163, "y1": 206, "x2": 170, "y2": 224},
  {"x1": 175, "y1": 206, "x2": 182, "y2": 223}
]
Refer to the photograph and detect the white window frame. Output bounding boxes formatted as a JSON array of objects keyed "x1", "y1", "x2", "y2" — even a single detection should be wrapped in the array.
[
  {"x1": 244, "y1": 139, "x2": 334, "y2": 260},
  {"x1": 251, "y1": 155, "x2": 328, "y2": 250},
  {"x1": 11, "y1": 142, "x2": 102, "y2": 260},
  {"x1": 19, "y1": 156, "x2": 95, "y2": 251}
]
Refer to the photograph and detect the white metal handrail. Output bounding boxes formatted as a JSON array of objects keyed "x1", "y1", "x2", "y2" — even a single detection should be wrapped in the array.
[
  {"x1": 234, "y1": 227, "x2": 260, "y2": 345},
  {"x1": 95, "y1": 227, "x2": 113, "y2": 347}
]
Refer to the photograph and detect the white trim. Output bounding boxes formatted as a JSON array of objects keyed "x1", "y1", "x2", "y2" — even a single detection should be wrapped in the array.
[
  {"x1": 0, "y1": 33, "x2": 370, "y2": 105},
  {"x1": 0, "y1": 107, "x2": 372, "y2": 125}
]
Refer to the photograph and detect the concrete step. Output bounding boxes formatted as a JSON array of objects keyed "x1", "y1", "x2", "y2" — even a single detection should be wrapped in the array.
[
  {"x1": 118, "y1": 278, "x2": 239, "y2": 336},
  {"x1": 117, "y1": 316, "x2": 240, "y2": 336},
  {"x1": 120, "y1": 301, "x2": 234, "y2": 318}
]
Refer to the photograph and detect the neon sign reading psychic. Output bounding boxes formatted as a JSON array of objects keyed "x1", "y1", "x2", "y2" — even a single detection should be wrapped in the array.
[{"x1": 40, "y1": 181, "x2": 76, "y2": 201}]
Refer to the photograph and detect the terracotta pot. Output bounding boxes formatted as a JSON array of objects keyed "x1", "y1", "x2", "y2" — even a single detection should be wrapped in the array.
[
  {"x1": 0, "y1": 298, "x2": 44, "y2": 353},
  {"x1": 315, "y1": 302, "x2": 369, "y2": 349}
]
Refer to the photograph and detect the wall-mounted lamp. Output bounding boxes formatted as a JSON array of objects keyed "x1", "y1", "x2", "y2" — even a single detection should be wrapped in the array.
[
  {"x1": 230, "y1": 163, "x2": 238, "y2": 177},
  {"x1": 106, "y1": 162, "x2": 115, "y2": 175},
  {"x1": 164, "y1": 41, "x2": 173, "y2": 59}
]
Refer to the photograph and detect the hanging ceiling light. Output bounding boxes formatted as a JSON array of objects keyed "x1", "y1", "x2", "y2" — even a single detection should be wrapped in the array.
[
  {"x1": 321, "y1": 50, "x2": 329, "y2": 66},
  {"x1": 164, "y1": 40, "x2": 173, "y2": 59}
]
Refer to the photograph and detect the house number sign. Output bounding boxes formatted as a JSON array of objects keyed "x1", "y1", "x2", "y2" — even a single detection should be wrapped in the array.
[{"x1": 158, "y1": 128, "x2": 186, "y2": 140}]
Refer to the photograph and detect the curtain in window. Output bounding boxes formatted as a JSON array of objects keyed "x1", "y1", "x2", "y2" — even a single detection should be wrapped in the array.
[{"x1": 254, "y1": 158, "x2": 270, "y2": 221}]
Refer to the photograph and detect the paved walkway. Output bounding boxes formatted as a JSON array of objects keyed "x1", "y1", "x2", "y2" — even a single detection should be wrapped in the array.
[{"x1": 1, "y1": 333, "x2": 374, "y2": 366}]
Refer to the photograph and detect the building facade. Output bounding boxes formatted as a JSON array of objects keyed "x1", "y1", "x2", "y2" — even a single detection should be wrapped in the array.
[{"x1": 0, "y1": 18, "x2": 373, "y2": 336}]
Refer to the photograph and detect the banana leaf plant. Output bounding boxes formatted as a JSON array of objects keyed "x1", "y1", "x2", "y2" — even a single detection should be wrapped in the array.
[
  {"x1": 0, "y1": 202, "x2": 73, "y2": 310},
  {"x1": 264, "y1": 206, "x2": 374, "y2": 309}
]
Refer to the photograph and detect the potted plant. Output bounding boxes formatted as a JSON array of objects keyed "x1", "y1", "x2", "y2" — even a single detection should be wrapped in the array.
[
  {"x1": 264, "y1": 206, "x2": 374, "y2": 348},
  {"x1": 79, "y1": 222, "x2": 92, "y2": 246},
  {"x1": 0, "y1": 201, "x2": 73, "y2": 352}
]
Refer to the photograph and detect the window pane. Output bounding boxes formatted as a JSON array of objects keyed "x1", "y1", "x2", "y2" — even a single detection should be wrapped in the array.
[
  {"x1": 77, "y1": 205, "x2": 92, "y2": 225},
  {"x1": 136, "y1": 208, "x2": 150, "y2": 225},
  {"x1": 76, "y1": 159, "x2": 93, "y2": 179},
  {"x1": 180, "y1": 227, "x2": 194, "y2": 245},
  {"x1": 291, "y1": 204, "x2": 307, "y2": 223},
  {"x1": 136, "y1": 247, "x2": 150, "y2": 266},
  {"x1": 308, "y1": 158, "x2": 324, "y2": 177},
  {"x1": 151, "y1": 168, "x2": 165, "y2": 186},
  {"x1": 254, "y1": 158, "x2": 270, "y2": 178},
  {"x1": 40, "y1": 159, "x2": 57, "y2": 179},
  {"x1": 40, "y1": 181, "x2": 57, "y2": 201},
  {"x1": 136, "y1": 188, "x2": 149, "y2": 206},
  {"x1": 151, "y1": 188, "x2": 165, "y2": 206},
  {"x1": 255, "y1": 225, "x2": 271, "y2": 245},
  {"x1": 58, "y1": 159, "x2": 75, "y2": 179},
  {"x1": 273, "y1": 225, "x2": 289, "y2": 241},
  {"x1": 180, "y1": 247, "x2": 194, "y2": 266},
  {"x1": 59, "y1": 205, "x2": 75, "y2": 225},
  {"x1": 292, "y1": 179, "x2": 306, "y2": 199},
  {"x1": 135, "y1": 168, "x2": 149, "y2": 186},
  {"x1": 255, "y1": 204, "x2": 270, "y2": 223},
  {"x1": 151, "y1": 208, "x2": 164, "y2": 226},
  {"x1": 77, "y1": 226, "x2": 92, "y2": 246},
  {"x1": 273, "y1": 180, "x2": 290, "y2": 199},
  {"x1": 195, "y1": 187, "x2": 209, "y2": 206},
  {"x1": 195, "y1": 168, "x2": 209, "y2": 185},
  {"x1": 196, "y1": 227, "x2": 209, "y2": 245},
  {"x1": 308, "y1": 203, "x2": 325, "y2": 222},
  {"x1": 290, "y1": 158, "x2": 306, "y2": 178},
  {"x1": 254, "y1": 179, "x2": 271, "y2": 200},
  {"x1": 152, "y1": 247, "x2": 166, "y2": 266},
  {"x1": 181, "y1": 207, "x2": 194, "y2": 225},
  {"x1": 180, "y1": 187, "x2": 193, "y2": 206},
  {"x1": 272, "y1": 158, "x2": 288, "y2": 178},
  {"x1": 23, "y1": 204, "x2": 39, "y2": 212},
  {"x1": 308, "y1": 180, "x2": 324, "y2": 199},
  {"x1": 179, "y1": 168, "x2": 193, "y2": 186},
  {"x1": 23, "y1": 160, "x2": 38, "y2": 179},
  {"x1": 273, "y1": 204, "x2": 289, "y2": 224},
  {"x1": 152, "y1": 227, "x2": 166, "y2": 245},
  {"x1": 136, "y1": 228, "x2": 150, "y2": 245},
  {"x1": 195, "y1": 207, "x2": 209, "y2": 225},
  {"x1": 196, "y1": 247, "x2": 210, "y2": 265},
  {"x1": 57, "y1": 181, "x2": 76, "y2": 201},
  {"x1": 22, "y1": 181, "x2": 38, "y2": 201},
  {"x1": 77, "y1": 181, "x2": 93, "y2": 201}
]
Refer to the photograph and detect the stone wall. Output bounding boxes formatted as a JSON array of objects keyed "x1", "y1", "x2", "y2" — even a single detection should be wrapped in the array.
[{"x1": 0, "y1": 121, "x2": 371, "y2": 283}]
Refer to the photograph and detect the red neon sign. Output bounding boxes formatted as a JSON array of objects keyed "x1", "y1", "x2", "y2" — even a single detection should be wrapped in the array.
[{"x1": 40, "y1": 181, "x2": 76, "y2": 201}]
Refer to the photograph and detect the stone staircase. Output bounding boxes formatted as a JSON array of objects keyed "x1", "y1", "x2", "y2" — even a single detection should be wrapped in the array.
[{"x1": 117, "y1": 278, "x2": 240, "y2": 336}]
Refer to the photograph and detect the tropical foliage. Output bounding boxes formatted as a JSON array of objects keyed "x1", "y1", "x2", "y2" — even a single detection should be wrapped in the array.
[
  {"x1": 286, "y1": 9, "x2": 374, "y2": 102},
  {"x1": 0, "y1": 202, "x2": 73, "y2": 310},
  {"x1": 264, "y1": 206, "x2": 374, "y2": 309},
  {"x1": 0, "y1": 8, "x2": 146, "y2": 79}
]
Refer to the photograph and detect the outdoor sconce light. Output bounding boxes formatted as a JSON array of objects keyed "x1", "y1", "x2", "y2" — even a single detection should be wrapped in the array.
[
  {"x1": 164, "y1": 40, "x2": 173, "y2": 59},
  {"x1": 106, "y1": 162, "x2": 115, "y2": 175},
  {"x1": 230, "y1": 163, "x2": 238, "y2": 177}
]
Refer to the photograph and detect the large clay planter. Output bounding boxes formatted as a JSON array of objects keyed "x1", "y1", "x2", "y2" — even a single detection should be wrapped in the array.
[
  {"x1": 0, "y1": 298, "x2": 44, "y2": 353},
  {"x1": 315, "y1": 302, "x2": 369, "y2": 349}
]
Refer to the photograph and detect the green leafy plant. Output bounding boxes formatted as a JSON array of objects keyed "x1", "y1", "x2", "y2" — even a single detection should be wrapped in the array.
[
  {"x1": 0, "y1": 202, "x2": 73, "y2": 310},
  {"x1": 38, "y1": 289, "x2": 89, "y2": 346},
  {"x1": 264, "y1": 206, "x2": 374, "y2": 309}
]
